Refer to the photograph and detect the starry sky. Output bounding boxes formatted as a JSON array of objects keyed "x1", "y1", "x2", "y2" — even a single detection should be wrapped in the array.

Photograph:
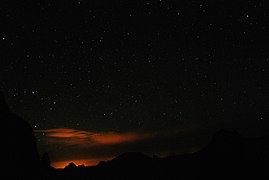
[{"x1": 1, "y1": 0, "x2": 268, "y2": 168}]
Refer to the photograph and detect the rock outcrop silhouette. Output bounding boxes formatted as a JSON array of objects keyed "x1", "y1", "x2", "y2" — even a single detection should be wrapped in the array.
[
  {"x1": 41, "y1": 152, "x2": 51, "y2": 168},
  {"x1": 64, "y1": 162, "x2": 78, "y2": 171},
  {"x1": 0, "y1": 92, "x2": 40, "y2": 179}
]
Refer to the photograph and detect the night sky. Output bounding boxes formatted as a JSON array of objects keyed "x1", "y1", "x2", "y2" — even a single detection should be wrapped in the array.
[{"x1": 1, "y1": 0, "x2": 268, "y2": 168}]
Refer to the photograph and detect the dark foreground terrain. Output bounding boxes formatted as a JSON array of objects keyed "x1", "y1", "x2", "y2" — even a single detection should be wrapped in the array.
[
  {"x1": 1, "y1": 92, "x2": 268, "y2": 179},
  {"x1": 42, "y1": 129, "x2": 269, "y2": 180}
]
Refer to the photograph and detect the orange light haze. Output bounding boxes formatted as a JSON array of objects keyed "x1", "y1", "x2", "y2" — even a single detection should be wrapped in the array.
[{"x1": 52, "y1": 157, "x2": 112, "y2": 169}]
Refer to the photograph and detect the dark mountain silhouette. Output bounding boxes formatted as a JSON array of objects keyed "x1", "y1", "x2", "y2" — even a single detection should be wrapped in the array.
[
  {"x1": 0, "y1": 92, "x2": 41, "y2": 179},
  {"x1": 109, "y1": 151, "x2": 151, "y2": 165},
  {"x1": 195, "y1": 129, "x2": 269, "y2": 179},
  {"x1": 64, "y1": 162, "x2": 78, "y2": 171},
  {"x1": 1, "y1": 91, "x2": 268, "y2": 179},
  {"x1": 42, "y1": 129, "x2": 268, "y2": 180}
]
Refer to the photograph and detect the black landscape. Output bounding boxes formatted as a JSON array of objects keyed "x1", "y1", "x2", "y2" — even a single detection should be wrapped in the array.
[
  {"x1": 1, "y1": 93, "x2": 268, "y2": 179},
  {"x1": 44, "y1": 131, "x2": 269, "y2": 180}
]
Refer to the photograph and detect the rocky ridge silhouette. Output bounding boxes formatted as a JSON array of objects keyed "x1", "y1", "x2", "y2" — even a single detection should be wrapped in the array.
[
  {"x1": 0, "y1": 92, "x2": 41, "y2": 179},
  {"x1": 43, "y1": 129, "x2": 268, "y2": 180},
  {"x1": 1, "y1": 91, "x2": 268, "y2": 179}
]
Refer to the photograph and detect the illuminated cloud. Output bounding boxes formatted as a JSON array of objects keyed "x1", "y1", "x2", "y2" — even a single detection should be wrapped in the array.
[{"x1": 35, "y1": 128, "x2": 152, "y2": 147}]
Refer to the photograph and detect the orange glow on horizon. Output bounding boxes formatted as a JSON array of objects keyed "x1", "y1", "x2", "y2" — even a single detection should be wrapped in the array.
[
  {"x1": 35, "y1": 128, "x2": 154, "y2": 169},
  {"x1": 51, "y1": 157, "x2": 113, "y2": 169}
]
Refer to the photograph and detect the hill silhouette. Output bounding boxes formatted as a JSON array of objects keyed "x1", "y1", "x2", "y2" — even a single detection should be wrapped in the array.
[
  {"x1": 1, "y1": 91, "x2": 268, "y2": 179},
  {"x1": 194, "y1": 129, "x2": 269, "y2": 179},
  {"x1": 0, "y1": 92, "x2": 40, "y2": 179},
  {"x1": 42, "y1": 129, "x2": 268, "y2": 180}
]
